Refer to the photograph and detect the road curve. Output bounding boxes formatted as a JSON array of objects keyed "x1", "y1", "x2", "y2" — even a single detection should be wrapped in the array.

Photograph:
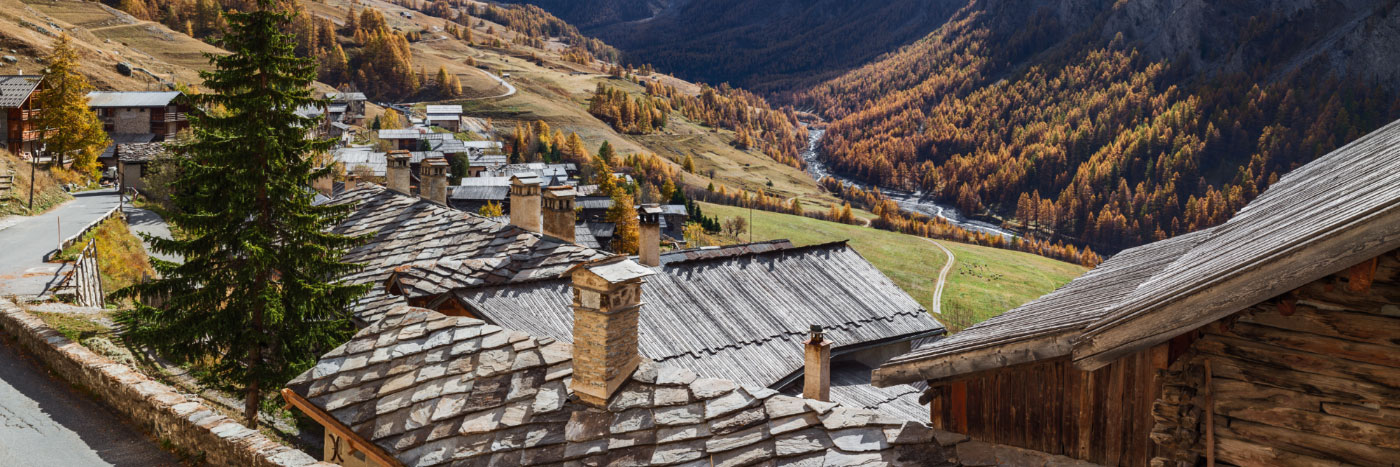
[{"x1": 925, "y1": 238, "x2": 954, "y2": 314}]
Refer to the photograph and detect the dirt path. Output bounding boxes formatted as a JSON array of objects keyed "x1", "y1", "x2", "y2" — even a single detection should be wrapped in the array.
[{"x1": 925, "y1": 237, "x2": 954, "y2": 314}]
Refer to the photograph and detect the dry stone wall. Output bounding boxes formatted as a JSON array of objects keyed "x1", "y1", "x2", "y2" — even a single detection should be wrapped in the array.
[{"x1": 0, "y1": 298, "x2": 333, "y2": 467}]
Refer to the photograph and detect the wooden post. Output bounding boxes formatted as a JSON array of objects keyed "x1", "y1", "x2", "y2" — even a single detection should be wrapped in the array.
[{"x1": 1205, "y1": 358, "x2": 1214, "y2": 467}]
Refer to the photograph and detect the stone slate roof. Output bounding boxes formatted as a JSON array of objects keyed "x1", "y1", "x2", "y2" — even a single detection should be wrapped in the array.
[
  {"x1": 286, "y1": 306, "x2": 946, "y2": 467},
  {"x1": 441, "y1": 242, "x2": 944, "y2": 390},
  {"x1": 117, "y1": 142, "x2": 170, "y2": 163},
  {"x1": 327, "y1": 185, "x2": 606, "y2": 325},
  {"x1": 0, "y1": 75, "x2": 41, "y2": 108},
  {"x1": 872, "y1": 228, "x2": 1211, "y2": 385}
]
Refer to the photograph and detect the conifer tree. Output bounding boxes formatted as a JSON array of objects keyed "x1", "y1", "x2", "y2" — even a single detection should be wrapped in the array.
[
  {"x1": 115, "y1": 1, "x2": 367, "y2": 427},
  {"x1": 608, "y1": 193, "x2": 639, "y2": 254},
  {"x1": 34, "y1": 34, "x2": 108, "y2": 177},
  {"x1": 598, "y1": 140, "x2": 615, "y2": 165},
  {"x1": 380, "y1": 108, "x2": 404, "y2": 129}
]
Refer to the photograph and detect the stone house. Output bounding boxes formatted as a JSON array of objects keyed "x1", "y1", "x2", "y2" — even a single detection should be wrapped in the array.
[
  {"x1": 871, "y1": 119, "x2": 1400, "y2": 465},
  {"x1": 86, "y1": 91, "x2": 190, "y2": 141},
  {"x1": 0, "y1": 75, "x2": 43, "y2": 160},
  {"x1": 115, "y1": 142, "x2": 169, "y2": 193}
]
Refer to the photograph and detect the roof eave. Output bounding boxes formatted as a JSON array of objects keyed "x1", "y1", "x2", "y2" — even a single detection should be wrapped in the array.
[
  {"x1": 1071, "y1": 206, "x2": 1400, "y2": 371},
  {"x1": 871, "y1": 330, "x2": 1077, "y2": 387}
]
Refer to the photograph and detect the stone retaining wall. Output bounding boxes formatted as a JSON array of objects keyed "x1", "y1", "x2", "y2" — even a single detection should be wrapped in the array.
[{"x1": 0, "y1": 298, "x2": 333, "y2": 467}]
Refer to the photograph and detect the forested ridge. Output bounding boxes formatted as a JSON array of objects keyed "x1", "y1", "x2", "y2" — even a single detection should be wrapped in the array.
[{"x1": 798, "y1": 0, "x2": 1400, "y2": 252}]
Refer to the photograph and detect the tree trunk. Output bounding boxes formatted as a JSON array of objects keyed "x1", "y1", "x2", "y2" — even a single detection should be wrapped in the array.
[{"x1": 244, "y1": 351, "x2": 260, "y2": 427}]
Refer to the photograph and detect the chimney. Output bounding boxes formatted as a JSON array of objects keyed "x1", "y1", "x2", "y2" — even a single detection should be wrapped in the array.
[
  {"x1": 803, "y1": 325, "x2": 831, "y2": 402},
  {"x1": 344, "y1": 174, "x2": 359, "y2": 191},
  {"x1": 509, "y1": 174, "x2": 542, "y2": 233},
  {"x1": 638, "y1": 204, "x2": 663, "y2": 267},
  {"x1": 420, "y1": 157, "x2": 450, "y2": 205},
  {"x1": 542, "y1": 185, "x2": 577, "y2": 242},
  {"x1": 568, "y1": 256, "x2": 655, "y2": 407},
  {"x1": 386, "y1": 150, "x2": 412, "y2": 195}
]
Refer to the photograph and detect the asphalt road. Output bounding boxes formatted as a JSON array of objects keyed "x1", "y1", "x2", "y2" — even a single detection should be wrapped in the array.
[
  {"x1": 0, "y1": 189, "x2": 121, "y2": 297},
  {"x1": 0, "y1": 335, "x2": 178, "y2": 466}
]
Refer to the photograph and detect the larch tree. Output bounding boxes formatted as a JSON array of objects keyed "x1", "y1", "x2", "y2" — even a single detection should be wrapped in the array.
[
  {"x1": 114, "y1": 1, "x2": 367, "y2": 427},
  {"x1": 608, "y1": 193, "x2": 640, "y2": 254},
  {"x1": 379, "y1": 108, "x2": 405, "y2": 129},
  {"x1": 34, "y1": 34, "x2": 109, "y2": 177}
]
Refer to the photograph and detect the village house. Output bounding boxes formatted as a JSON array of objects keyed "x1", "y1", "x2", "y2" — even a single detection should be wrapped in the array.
[
  {"x1": 424, "y1": 104, "x2": 463, "y2": 131},
  {"x1": 85, "y1": 91, "x2": 190, "y2": 141},
  {"x1": 871, "y1": 120, "x2": 1400, "y2": 466},
  {"x1": 0, "y1": 74, "x2": 44, "y2": 160},
  {"x1": 316, "y1": 171, "x2": 948, "y2": 416},
  {"x1": 326, "y1": 91, "x2": 367, "y2": 126},
  {"x1": 114, "y1": 142, "x2": 169, "y2": 193}
]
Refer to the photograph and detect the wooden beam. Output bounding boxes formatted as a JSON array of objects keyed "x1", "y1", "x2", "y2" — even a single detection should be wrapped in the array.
[
  {"x1": 1205, "y1": 359, "x2": 1215, "y2": 467},
  {"x1": 280, "y1": 388, "x2": 402, "y2": 467},
  {"x1": 1347, "y1": 257, "x2": 1379, "y2": 292}
]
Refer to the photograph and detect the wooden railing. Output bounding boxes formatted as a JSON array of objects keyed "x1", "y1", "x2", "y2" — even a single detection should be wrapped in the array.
[
  {"x1": 60, "y1": 238, "x2": 104, "y2": 307},
  {"x1": 151, "y1": 112, "x2": 186, "y2": 122}
]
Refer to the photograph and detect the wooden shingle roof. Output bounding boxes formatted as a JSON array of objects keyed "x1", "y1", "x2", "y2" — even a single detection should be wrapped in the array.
[
  {"x1": 1073, "y1": 118, "x2": 1400, "y2": 369},
  {"x1": 871, "y1": 229, "x2": 1210, "y2": 385},
  {"x1": 444, "y1": 242, "x2": 944, "y2": 390},
  {"x1": 875, "y1": 117, "x2": 1400, "y2": 385},
  {"x1": 286, "y1": 306, "x2": 948, "y2": 467}
]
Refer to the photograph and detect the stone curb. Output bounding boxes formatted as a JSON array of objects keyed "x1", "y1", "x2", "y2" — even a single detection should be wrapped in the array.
[{"x1": 0, "y1": 298, "x2": 334, "y2": 467}]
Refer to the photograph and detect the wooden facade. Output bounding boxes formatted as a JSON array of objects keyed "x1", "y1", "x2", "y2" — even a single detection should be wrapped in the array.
[
  {"x1": 925, "y1": 345, "x2": 1172, "y2": 466},
  {"x1": 1152, "y1": 250, "x2": 1400, "y2": 466},
  {"x1": 923, "y1": 251, "x2": 1400, "y2": 466}
]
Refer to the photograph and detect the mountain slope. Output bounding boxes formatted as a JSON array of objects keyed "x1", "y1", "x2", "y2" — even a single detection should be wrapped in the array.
[
  {"x1": 799, "y1": 0, "x2": 1400, "y2": 251},
  {"x1": 500, "y1": 0, "x2": 965, "y2": 94}
]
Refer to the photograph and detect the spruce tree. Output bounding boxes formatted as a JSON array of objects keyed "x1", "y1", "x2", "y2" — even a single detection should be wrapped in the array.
[
  {"x1": 34, "y1": 33, "x2": 109, "y2": 177},
  {"x1": 115, "y1": 1, "x2": 367, "y2": 427}
]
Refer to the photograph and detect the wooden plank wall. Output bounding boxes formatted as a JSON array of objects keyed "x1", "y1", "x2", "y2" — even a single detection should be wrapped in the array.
[
  {"x1": 1189, "y1": 251, "x2": 1400, "y2": 466},
  {"x1": 927, "y1": 345, "x2": 1168, "y2": 466}
]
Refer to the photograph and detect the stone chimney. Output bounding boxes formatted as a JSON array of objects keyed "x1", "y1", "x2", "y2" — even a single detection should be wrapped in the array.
[
  {"x1": 386, "y1": 150, "x2": 412, "y2": 195},
  {"x1": 420, "y1": 157, "x2": 450, "y2": 205},
  {"x1": 542, "y1": 185, "x2": 577, "y2": 242},
  {"x1": 509, "y1": 174, "x2": 542, "y2": 233},
  {"x1": 344, "y1": 174, "x2": 359, "y2": 191},
  {"x1": 638, "y1": 204, "x2": 663, "y2": 267},
  {"x1": 568, "y1": 256, "x2": 655, "y2": 407},
  {"x1": 803, "y1": 325, "x2": 831, "y2": 402}
]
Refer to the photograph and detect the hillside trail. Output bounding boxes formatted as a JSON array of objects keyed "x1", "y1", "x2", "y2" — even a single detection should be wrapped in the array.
[{"x1": 924, "y1": 237, "x2": 954, "y2": 315}]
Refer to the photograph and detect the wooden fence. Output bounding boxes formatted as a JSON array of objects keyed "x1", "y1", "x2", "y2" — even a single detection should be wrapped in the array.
[{"x1": 61, "y1": 238, "x2": 104, "y2": 307}]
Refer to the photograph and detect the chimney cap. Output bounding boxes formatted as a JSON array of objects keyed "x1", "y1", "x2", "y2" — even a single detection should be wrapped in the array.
[
  {"x1": 544, "y1": 185, "x2": 577, "y2": 198},
  {"x1": 510, "y1": 173, "x2": 542, "y2": 186},
  {"x1": 424, "y1": 157, "x2": 450, "y2": 168},
  {"x1": 387, "y1": 150, "x2": 411, "y2": 159},
  {"x1": 639, "y1": 204, "x2": 664, "y2": 215},
  {"x1": 566, "y1": 256, "x2": 655, "y2": 282}
]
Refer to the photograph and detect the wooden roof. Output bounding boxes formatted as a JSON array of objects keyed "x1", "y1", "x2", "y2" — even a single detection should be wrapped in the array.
[
  {"x1": 874, "y1": 118, "x2": 1400, "y2": 385},
  {"x1": 871, "y1": 229, "x2": 1209, "y2": 386},
  {"x1": 446, "y1": 242, "x2": 944, "y2": 390},
  {"x1": 1073, "y1": 117, "x2": 1400, "y2": 369}
]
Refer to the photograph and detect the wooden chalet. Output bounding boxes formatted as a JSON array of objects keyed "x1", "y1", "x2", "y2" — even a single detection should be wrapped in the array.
[
  {"x1": 0, "y1": 75, "x2": 44, "y2": 160},
  {"x1": 872, "y1": 119, "x2": 1400, "y2": 466}
]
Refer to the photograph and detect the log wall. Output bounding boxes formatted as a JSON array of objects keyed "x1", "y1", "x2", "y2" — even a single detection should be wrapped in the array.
[
  {"x1": 1155, "y1": 251, "x2": 1400, "y2": 466},
  {"x1": 925, "y1": 344, "x2": 1170, "y2": 466}
]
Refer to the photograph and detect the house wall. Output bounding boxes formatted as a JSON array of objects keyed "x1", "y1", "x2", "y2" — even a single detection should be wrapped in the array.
[
  {"x1": 924, "y1": 346, "x2": 1169, "y2": 466},
  {"x1": 119, "y1": 161, "x2": 147, "y2": 193},
  {"x1": 1153, "y1": 250, "x2": 1400, "y2": 466},
  {"x1": 107, "y1": 108, "x2": 152, "y2": 135}
]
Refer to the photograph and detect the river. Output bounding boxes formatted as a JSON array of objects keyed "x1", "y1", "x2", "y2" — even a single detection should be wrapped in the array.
[{"x1": 800, "y1": 128, "x2": 1017, "y2": 239}]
